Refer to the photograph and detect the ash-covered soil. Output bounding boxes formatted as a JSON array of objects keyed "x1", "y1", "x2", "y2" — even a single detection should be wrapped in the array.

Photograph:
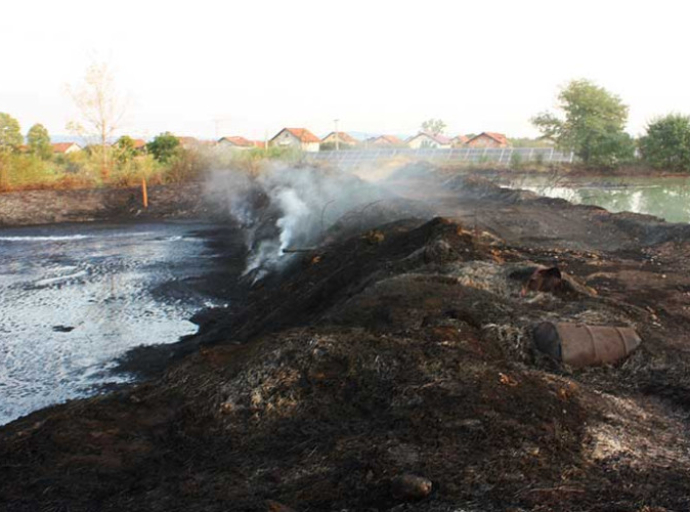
[{"x1": 3, "y1": 169, "x2": 690, "y2": 512}]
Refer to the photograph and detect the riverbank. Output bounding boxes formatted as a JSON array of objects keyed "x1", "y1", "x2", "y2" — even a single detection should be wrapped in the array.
[
  {"x1": 0, "y1": 182, "x2": 214, "y2": 227},
  {"x1": 469, "y1": 162, "x2": 690, "y2": 179},
  {"x1": 3, "y1": 169, "x2": 690, "y2": 511}
]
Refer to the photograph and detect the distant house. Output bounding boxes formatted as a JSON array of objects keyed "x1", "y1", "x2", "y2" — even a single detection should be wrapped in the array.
[
  {"x1": 321, "y1": 131, "x2": 358, "y2": 147},
  {"x1": 269, "y1": 128, "x2": 320, "y2": 152},
  {"x1": 175, "y1": 136, "x2": 199, "y2": 149},
  {"x1": 253, "y1": 140, "x2": 267, "y2": 150},
  {"x1": 132, "y1": 139, "x2": 147, "y2": 151},
  {"x1": 367, "y1": 135, "x2": 404, "y2": 147},
  {"x1": 451, "y1": 135, "x2": 469, "y2": 147},
  {"x1": 406, "y1": 132, "x2": 452, "y2": 149},
  {"x1": 465, "y1": 132, "x2": 509, "y2": 148},
  {"x1": 218, "y1": 136, "x2": 255, "y2": 150},
  {"x1": 51, "y1": 142, "x2": 82, "y2": 154}
]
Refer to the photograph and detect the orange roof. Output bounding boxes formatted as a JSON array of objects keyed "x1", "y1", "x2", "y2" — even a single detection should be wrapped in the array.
[
  {"x1": 322, "y1": 131, "x2": 358, "y2": 144},
  {"x1": 453, "y1": 135, "x2": 469, "y2": 144},
  {"x1": 175, "y1": 136, "x2": 198, "y2": 146},
  {"x1": 219, "y1": 135, "x2": 254, "y2": 147},
  {"x1": 413, "y1": 132, "x2": 451, "y2": 145},
  {"x1": 253, "y1": 140, "x2": 267, "y2": 149},
  {"x1": 273, "y1": 128, "x2": 320, "y2": 144},
  {"x1": 371, "y1": 135, "x2": 403, "y2": 145},
  {"x1": 51, "y1": 142, "x2": 80, "y2": 153},
  {"x1": 132, "y1": 139, "x2": 147, "y2": 149},
  {"x1": 467, "y1": 132, "x2": 508, "y2": 145}
]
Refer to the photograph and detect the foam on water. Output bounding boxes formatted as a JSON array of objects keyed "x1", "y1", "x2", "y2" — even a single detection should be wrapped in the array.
[{"x1": 0, "y1": 223, "x2": 223, "y2": 425}]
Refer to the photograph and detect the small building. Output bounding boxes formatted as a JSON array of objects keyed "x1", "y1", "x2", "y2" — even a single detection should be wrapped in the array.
[
  {"x1": 321, "y1": 131, "x2": 358, "y2": 147},
  {"x1": 51, "y1": 142, "x2": 82, "y2": 154},
  {"x1": 269, "y1": 128, "x2": 320, "y2": 152},
  {"x1": 175, "y1": 136, "x2": 199, "y2": 149},
  {"x1": 451, "y1": 135, "x2": 469, "y2": 147},
  {"x1": 465, "y1": 132, "x2": 509, "y2": 148},
  {"x1": 367, "y1": 135, "x2": 404, "y2": 147},
  {"x1": 218, "y1": 136, "x2": 255, "y2": 150},
  {"x1": 132, "y1": 139, "x2": 147, "y2": 151},
  {"x1": 406, "y1": 132, "x2": 452, "y2": 149}
]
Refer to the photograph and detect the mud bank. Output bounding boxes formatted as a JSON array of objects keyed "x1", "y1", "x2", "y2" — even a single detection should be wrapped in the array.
[
  {"x1": 3, "y1": 170, "x2": 690, "y2": 511},
  {"x1": 0, "y1": 183, "x2": 214, "y2": 227}
]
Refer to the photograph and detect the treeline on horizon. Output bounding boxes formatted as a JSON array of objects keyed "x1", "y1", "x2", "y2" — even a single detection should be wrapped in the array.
[
  {"x1": 0, "y1": 125, "x2": 297, "y2": 192},
  {"x1": 1, "y1": 78, "x2": 690, "y2": 192},
  {"x1": 531, "y1": 79, "x2": 690, "y2": 170}
]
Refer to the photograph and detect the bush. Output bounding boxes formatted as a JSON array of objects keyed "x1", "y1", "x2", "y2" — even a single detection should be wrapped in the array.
[
  {"x1": 510, "y1": 151, "x2": 523, "y2": 169},
  {"x1": 164, "y1": 148, "x2": 209, "y2": 183},
  {"x1": 319, "y1": 142, "x2": 355, "y2": 151},
  {"x1": 586, "y1": 130, "x2": 636, "y2": 167},
  {"x1": 0, "y1": 154, "x2": 51, "y2": 191},
  {"x1": 147, "y1": 132, "x2": 180, "y2": 163},
  {"x1": 639, "y1": 114, "x2": 690, "y2": 171},
  {"x1": 111, "y1": 154, "x2": 164, "y2": 187}
]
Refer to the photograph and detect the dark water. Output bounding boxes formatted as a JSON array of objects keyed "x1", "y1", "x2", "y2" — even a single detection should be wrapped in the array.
[
  {"x1": 501, "y1": 176, "x2": 690, "y2": 223},
  {"x1": 0, "y1": 222, "x2": 227, "y2": 425}
]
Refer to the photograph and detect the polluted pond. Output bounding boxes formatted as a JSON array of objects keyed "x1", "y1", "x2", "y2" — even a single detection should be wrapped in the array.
[{"x1": 3, "y1": 168, "x2": 690, "y2": 511}]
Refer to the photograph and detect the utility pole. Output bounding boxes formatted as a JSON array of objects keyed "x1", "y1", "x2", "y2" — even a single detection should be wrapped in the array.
[{"x1": 334, "y1": 118, "x2": 340, "y2": 151}]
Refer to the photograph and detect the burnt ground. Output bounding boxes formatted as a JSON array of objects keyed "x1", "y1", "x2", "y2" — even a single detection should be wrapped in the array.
[{"x1": 3, "y1": 170, "x2": 690, "y2": 511}]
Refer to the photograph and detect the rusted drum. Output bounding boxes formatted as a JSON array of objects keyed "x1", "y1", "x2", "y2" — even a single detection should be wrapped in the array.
[{"x1": 533, "y1": 322, "x2": 641, "y2": 367}]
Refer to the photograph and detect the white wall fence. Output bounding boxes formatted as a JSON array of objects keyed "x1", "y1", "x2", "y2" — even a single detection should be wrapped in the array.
[{"x1": 307, "y1": 147, "x2": 575, "y2": 170}]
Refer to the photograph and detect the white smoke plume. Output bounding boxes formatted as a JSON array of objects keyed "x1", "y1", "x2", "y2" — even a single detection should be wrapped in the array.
[{"x1": 205, "y1": 162, "x2": 392, "y2": 280}]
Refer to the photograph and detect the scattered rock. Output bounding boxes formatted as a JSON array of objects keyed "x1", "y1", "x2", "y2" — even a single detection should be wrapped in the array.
[
  {"x1": 52, "y1": 325, "x2": 74, "y2": 333},
  {"x1": 265, "y1": 499, "x2": 297, "y2": 512},
  {"x1": 390, "y1": 473, "x2": 433, "y2": 501}
]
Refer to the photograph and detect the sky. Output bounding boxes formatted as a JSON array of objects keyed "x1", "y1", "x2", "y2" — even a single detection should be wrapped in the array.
[{"x1": 2, "y1": 0, "x2": 689, "y2": 141}]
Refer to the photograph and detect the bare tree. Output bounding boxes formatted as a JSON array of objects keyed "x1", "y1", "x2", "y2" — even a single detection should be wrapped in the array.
[
  {"x1": 67, "y1": 62, "x2": 127, "y2": 178},
  {"x1": 420, "y1": 118, "x2": 447, "y2": 136}
]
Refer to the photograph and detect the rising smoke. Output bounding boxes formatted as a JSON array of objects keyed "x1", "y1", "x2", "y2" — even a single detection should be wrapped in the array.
[{"x1": 205, "y1": 162, "x2": 394, "y2": 280}]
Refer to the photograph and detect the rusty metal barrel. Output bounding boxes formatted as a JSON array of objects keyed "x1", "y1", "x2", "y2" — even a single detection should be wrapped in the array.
[{"x1": 533, "y1": 322, "x2": 641, "y2": 367}]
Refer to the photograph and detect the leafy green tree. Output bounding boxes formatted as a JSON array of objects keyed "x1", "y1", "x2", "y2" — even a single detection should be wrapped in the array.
[
  {"x1": 147, "y1": 132, "x2": 180, "y2": 162},
  {"x1": 115, "y1": 135, "x2": 137, "y2": 163},
  {"x1": 420, "y1": 118, "x2": 447, "y2": 136},
  {"x1": 532, "y1": 79, "x2": 632, "y2": 166},
  {"x1": 0, "y1": 113, "x2": 22, "y2": 153},
  {"x1": 27, "y1": 123, "x2": 52, "y2": 159},
  {"x1": 639, "y1": 114, "x2": 690, "y2": 171}
]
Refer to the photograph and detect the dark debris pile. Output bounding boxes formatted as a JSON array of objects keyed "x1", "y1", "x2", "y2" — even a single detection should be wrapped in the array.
[{"x1": 3, "y1": 175, "x2": 690, "y2": 512}]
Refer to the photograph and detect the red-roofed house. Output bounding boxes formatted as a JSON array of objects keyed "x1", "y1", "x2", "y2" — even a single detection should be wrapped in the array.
[
  {"x1": 175, "y1": 136, "x2": 199, "y2": 149},
  {"x1": 367, "y1": 135, "x2": 404, "y2": 147},
  {"x1": 321, "y1": 131, "x2": 359, "y2": 147},
  {"x1": 406, "y1": 132, "x2": 452, "y2": 149},
  {"x1": 51, "y1": 142, "x2": 82, "y2": 154},
  {"x1": 451, "y1": 135, "x2": 469, "y2": 147},
  {"x1": 132, "y1": 139, "x2": 147, "y2": 150},
  {"x1": 218, "y1": 136, "x2": 255, "y2": 149},
  {"x1": 270, "y1": 128, "x2": 320, "y2": 152},
  {"x1": 465, "y1": 132, "x2": 509, "y2": 148}
]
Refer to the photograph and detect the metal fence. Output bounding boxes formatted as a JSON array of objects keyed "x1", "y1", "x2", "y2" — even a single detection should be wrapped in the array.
[{"x1": 307, "y1": 147, "x2": 574, "y2": 170}]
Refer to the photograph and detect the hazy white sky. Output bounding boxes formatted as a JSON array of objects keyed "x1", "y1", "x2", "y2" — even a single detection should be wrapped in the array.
[{"x1": 2, "y1": 0, "x2": 688, "y2": 140}]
